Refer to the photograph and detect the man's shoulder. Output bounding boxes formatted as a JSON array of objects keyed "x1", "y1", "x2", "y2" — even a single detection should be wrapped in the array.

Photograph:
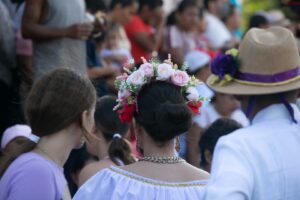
[{"x1": 219, "y1": 124, "x2": 263, "y2": 146}]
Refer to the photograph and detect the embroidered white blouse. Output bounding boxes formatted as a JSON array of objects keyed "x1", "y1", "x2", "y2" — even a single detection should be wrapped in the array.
[
  {"x1": 74, "y1": 166, "x2": 207, "y2": 200},
  {"x1": 205, "y1": 104, "x2": 300, "y2": 200}
]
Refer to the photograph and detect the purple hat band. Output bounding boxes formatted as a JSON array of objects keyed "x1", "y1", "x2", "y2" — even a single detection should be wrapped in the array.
[{"x1": 235, "y1": 66, "x2": 300, "y2": 83}]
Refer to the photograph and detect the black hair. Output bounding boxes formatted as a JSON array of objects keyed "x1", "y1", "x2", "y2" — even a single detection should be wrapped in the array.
[
  {"x1": 135, "y1": 81, "x2": 192, "y2": 143},
  {"x1": 85, "y1": 0, "x2": 108, "y2": 12},
  {"x1": 220, "y1": 4, "x2": 236, "y2": 22},
  {"x1": 109, "y1": 0, "x2": 137, "y2": 10},
  {"x1": 199, "y1": 118, "x2": 242, "y2": 167},
  {"x1": 167, "y1": 0, "x2": 198, "y2": 25},
  {"x1": 138, "y1": 0, "x2": 163, "y2": 12},
  {"x1": 248, "y1": 14, "x2": 269, "y2": 29},
  {"x1": 187, "y1": 63, "x2": 209, "y2": 76},
  {"x1": 63, "y1": 146, "x2": 96, "y2": 197},
  {"x1": 199, "y1": 7, "x2": 204, "y2": 19},
  {"x1": 204, "y1": 0, "x2": 216, "y2": 9},
  {"x1": 94, "y1": 96, "x2": 135, "y2": 165},
  {"x1": 177, "y1": 0, "x2": 198, "y2": 13}
]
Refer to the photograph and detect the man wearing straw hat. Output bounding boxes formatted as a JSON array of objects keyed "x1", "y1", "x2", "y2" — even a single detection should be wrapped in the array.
[{"x1": 204, "y1": 27, "x2": 300, "y2": 199}]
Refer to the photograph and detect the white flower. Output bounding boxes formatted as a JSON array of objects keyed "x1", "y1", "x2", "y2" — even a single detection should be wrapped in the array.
[
  {"x1": 126, "y1": 70, "x2": 145, "y2": 85},
  {"x1": 186, "y1": 87, "x2": 200, "y2": 101},
  {"x1": 118, "y1": 89, "x2": 131, "y2": 100},
  {"x1": 139, "y1": 63, "x2": 154, "y2": 77},
  {"x1": 156, "y1": 63, "x2": 174, "y2": 81}
]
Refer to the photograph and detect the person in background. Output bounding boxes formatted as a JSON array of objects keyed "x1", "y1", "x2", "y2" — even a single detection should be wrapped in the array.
[
  {"x1": 11, "y1": 0, "x2": 33, "y2": 99},
  {"x1": 124, "y1": 0, "x2": 164, "y2": 64},
  {"x1": 186, "y1": 91, "x2": 249, "y2": 167},
  {"x1": 205, "y1": 26, "x2": 300, "y2": 200},
  {"x1": 204, "y1": 0, "x2": 232, "y2": 50},
  {"x1": 199, "y1": 118, "x2": 242, "y2": 172},
  {"x1": 0, "y1": 69, "x2": 96, "y2": 200},
  {"x1": 267, "y1": 9, "x2": 291, "y2": 28},
  {"x1": 196, "y1": 8, "x2": 213, "y2": 52},
  {"x1": 176, "y1": 50, "x2": 213, "y2": 159},
  {"x1": 0, "y1": 1, "x2": 17, "y2": 137},
  {"x1": 84, "y1": 1, "x2": 117, "y2": 97},
  {"x1": 107, "y1": 0, "x2": 138, "y2": 51},
  {"x1": 164, "y1": 0, "x2": 200, "y2": 65},
  {"x1": 22, "y1": 0, "x2": 94, "y2": 80},
  {"x1": 85, "y1": 0, "x2": 138, "y2": 96},
  {"x1": 0, "y1": 125, "x2": 39, "y2": 178},
  {"x1": 64, "y1": 146, "x2": 96, "y2": 197},
  {"x1": 1, "y1": 125, "x2": 38, "y2": 150},
  {"x1": 78, "y1": 96, "x2": 136, "y2": 186},
  {"x1": 100, "y1": 25, "x2": 133, "y2": 69},
  {"x1": 248, "y1": 12, "x2": 270, "y2": 30},
  {"x1": 185, "y1": 50, "x2": 214, "y2": 106},
  {"x1": 221, "y1": 4, "x2": 241, "y2": 42}
]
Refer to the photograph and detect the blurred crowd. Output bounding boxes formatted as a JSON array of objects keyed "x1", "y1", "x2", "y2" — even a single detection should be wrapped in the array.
[{"x1": 1, "y1": 0, "x2": 300, "y2": 197}]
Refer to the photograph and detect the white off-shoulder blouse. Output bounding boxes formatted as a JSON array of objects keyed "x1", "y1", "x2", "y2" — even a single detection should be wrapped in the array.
[{"x1": 73, "y1": 166, "x2": 207, "y2": 200}]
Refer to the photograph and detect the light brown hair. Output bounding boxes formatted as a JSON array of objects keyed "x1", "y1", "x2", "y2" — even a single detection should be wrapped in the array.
[{"x1": 0, "y1": 69, "x2": 96, "y2": 177}]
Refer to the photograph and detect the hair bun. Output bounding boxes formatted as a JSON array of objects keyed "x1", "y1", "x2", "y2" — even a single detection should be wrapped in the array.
[{"x1": 155, "y1": 102, "x2": 192, "y2": 142}]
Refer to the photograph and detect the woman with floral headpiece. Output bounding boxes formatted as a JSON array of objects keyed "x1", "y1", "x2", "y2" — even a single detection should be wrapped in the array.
[{"x1": 74, "y1": 57, "x2": 209, "y2": 199}]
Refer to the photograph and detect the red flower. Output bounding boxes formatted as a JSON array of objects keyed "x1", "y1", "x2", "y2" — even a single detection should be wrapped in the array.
[
  {"x1": 117, "y1": 103, "x2": 136, "y2": 123},
  {"x1": 187, "y1": 101, "x2": 202, "y2": 114}
]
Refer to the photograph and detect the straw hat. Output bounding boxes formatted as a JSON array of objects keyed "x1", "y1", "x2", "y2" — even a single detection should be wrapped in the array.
[{"x1": 207, "y1": 27, "x2": 300, "y2": 95}]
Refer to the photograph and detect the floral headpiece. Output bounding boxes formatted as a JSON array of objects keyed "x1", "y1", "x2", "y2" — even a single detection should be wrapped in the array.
[
  {"x1": 114, "y1": 55, "x2": 205, "y2": 123},
  {"x1": 211, "y1": 48, "x2": 240, "y2": 85}
]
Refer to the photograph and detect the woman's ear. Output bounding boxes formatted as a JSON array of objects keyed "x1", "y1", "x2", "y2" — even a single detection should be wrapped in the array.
[
  {"x1": 81, "y1": 109, "x2": 95, "y2": 134},
  {"x1": 92, "y1": 124, "x2": 97, "y2": 134}
]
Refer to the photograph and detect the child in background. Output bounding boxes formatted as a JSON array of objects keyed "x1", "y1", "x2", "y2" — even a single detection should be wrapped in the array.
[
  {"x1": 78, "y1": 96, "x2": 136, "y2": 186},
  {"x1": 99, "y1": 25, "x2": 133, "y2": 70},
  {"x1": 196, "y1": 8, "x2": 218, "y2": 58},
  {"x1": 199, "y1": 118, "x2": 242, "y2": 172},
  {"x1": 185, "y1": 50, "x2": 214, "y2": 107}
]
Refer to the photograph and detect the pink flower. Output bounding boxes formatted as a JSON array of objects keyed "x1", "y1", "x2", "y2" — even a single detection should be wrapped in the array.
[
  {"x1": 118, "y1": 89, "x2": 131, "y2": 100},
  {"x1": 126, "y1": 70, "x2": 145, "y2": 85},
  {"x1": 139, "y1": 63, "x2": 154, "y2": 77},
  {"x1": 171, "y1": 70, "x2": 189, "y2": 86},
  {"x1": 156, "y1": 63, "x2": 174, "y2": 81},
  {"x1": 116, "y1": 73, "x2": 128, "y2": 81},
  {"x1": 186, "y1": 87, "x2": 200, "y2": 101}
]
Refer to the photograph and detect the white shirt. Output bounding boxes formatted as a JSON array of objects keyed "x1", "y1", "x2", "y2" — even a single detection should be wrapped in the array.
[
  {"x1": 74, "y1": 166, "x2": 207, "y2": 200},
  {"x1": 205, "y1": 104, "x2": 300, "y2": 200},
  {"x1": 204, "y1": 13, "x2": 232, "y2": 49},
  {"x1": 194, "y1": 103, "x2": 249, "y2": 128},
  {"x1": 166, "y1": 25, "x2": 197, "y2": 56}
]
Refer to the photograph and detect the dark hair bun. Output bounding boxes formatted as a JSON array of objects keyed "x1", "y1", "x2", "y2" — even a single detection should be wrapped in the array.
[
  {"x1": 135, "y1": 81, "x2": 192, "y2": 143},
  {"x1": 155, "y1": 102, "x2": 192, "y2": 141}
]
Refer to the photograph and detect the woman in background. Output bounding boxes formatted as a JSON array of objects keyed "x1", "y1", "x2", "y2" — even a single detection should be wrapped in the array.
[{"x1": 0, "y1": 69, "x2": 96, "y2": 200}]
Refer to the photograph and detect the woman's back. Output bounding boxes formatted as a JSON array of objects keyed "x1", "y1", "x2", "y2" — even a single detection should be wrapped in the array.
[
  {"x1": 121, "y1": 161, "x2": 208, "y2": 182},
  {"x1": 74, "y1": 163, "x2": 208, "y2": 200}
]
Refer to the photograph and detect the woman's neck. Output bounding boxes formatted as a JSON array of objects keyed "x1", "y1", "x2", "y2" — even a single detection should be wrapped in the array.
[
  {"x1": 97, "y1": 139, "x2": 109, "y2": 160},
  {"x1": 35, "y1": 130, "x2": 74, "y2": 167},
  {"x1": 142, "y1": 139, "x2": 176, "y2": 157}
]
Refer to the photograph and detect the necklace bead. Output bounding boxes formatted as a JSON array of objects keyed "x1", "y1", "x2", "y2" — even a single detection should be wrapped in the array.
[{"x1": 139, "y1": 156, "x2": 185, "y2": 164}]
